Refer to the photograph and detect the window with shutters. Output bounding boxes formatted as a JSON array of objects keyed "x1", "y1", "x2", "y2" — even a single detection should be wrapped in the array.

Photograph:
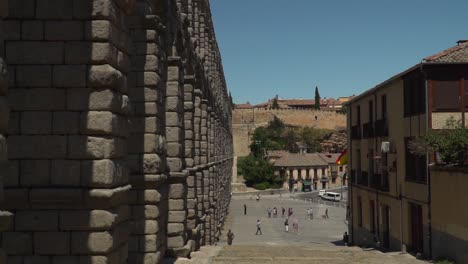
[
  {"x1": 404, "y1": 72, "x2": 426, "y2": 117},
  {"x1": 405, "y1": 138, "x2": 427, "y2": 183},
  {"x1": 433, "y1": 80, "x2": 460, "y2": 111}
]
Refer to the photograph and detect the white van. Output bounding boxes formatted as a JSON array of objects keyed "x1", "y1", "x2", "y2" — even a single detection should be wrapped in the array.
[{"x1": 321, "y1": 192, "x2": 341, "y2": 201}]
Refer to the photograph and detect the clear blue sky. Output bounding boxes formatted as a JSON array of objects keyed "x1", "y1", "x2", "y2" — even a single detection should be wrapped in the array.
[{"x1": 210, "y1": 0, "x2": 468, "y2": 104}]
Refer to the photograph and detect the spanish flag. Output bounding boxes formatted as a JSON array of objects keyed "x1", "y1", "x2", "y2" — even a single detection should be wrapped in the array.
[{"x1": 336, "y1": 149, "x2": 348, "y2": 165}]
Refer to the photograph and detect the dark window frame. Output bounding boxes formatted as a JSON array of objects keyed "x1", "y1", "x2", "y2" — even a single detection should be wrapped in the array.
[
  {"x1": 405, "y1": 138, "x2": 427, "y2": 183},
  {"x1": 432, "y1": 80, "x2": 460, "y2": 112},
  {"x1": 404, "y1": 72, "x2": 426, "y2": 117}
]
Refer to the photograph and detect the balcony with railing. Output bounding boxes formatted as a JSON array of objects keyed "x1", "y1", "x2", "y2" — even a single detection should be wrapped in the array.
[
  {"x1": 375, "y1": 118, "x2": 389, "y2": 137},
  {"x1": 351, "y1": 125, "x2": 361, "y2": 140},
  {"x1": 362, "y1": 122, "x2": 374, "y2": 139}
]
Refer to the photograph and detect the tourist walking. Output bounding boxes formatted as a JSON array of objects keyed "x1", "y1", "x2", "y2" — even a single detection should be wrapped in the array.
[
  {"x1": 282, "y1": 207, "x2": 285, "y2": 217},
  {"x1": 310, "y1": 207, "x2": 314, "y2": 220},
  {"x1": 273, "y1": 207, "x2": 277, "y2": 218},
  {"x1": 244, "y1": 204, "x2": 247, "y2": 215},
  {"x1": 293, "y1": 219, "x2": 299, "y2": 233},
  {"x1": 325, "y1": 208, "x2": 329, "y2": 219},
  {"x1": 284, "y1": 218, "x2": 289, "y2": 232},
  {"x1": 255, "y1": 219, "x2": 262, "y2": 235},
  {"x1": 256, "y1": 194, "x2": 260, "y2": 202},
  {"x1": 227, "y1": 230, "x2": 235, "y2": 245},
  {"x1": 267, "y1": 207, "x2": 272, "y2": 218}
]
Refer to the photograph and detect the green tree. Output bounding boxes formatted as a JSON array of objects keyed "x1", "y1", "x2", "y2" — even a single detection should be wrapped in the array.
[
  {"x1": 410, "y1": 117, "x2": 468, "y2": 166},
  {"x1": 301, "y1": 127, "x2": 324, "y2": 152},
  {"x1": 272, "y1": 98, "x2": 279, "y2": 109},
  {"x1": 314, "y1": 86, "x2": 321, "y2": 110},
  {"x1": 237, "y1": 155, "x2": 277, "y2": 187}
]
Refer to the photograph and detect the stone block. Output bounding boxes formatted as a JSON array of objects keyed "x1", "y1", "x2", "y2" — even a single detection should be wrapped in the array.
[
  {"x1": 169, "y1": 184, "x2": 185, "y2": 199},
  {"x1": 132, "y1": 220, "x2": 158, "y2": 235},
  {"x1": 65, "y1": 42, "x2": 115, "y2": 64},
  {"x1": 130, "y1": 117, "x2": 158, "y2": 134},
  {"x1": 73, "y1": 0, "x2": 118, "y2": 20},
  {"x1": 167, "y1": 236, "x2": 185, "y2": 248},
  {"x1": 166, "y1": 142, "x2": 182, "y2": 157},
  {"x1": 166, "y1": 97, "x2": 183, "y2": 112},
  {"x1": 142, "y1": 154, "x2": 161, "y2": 174},
  {"x1": 46, "y1": 21, "x2": 83, "y2": 40},
  {"x1": 30, "y1": 189, "x2": 83, "y2": 208},
  {"x1": 166, "y1": 126, "x2": 183, "y2": 143},
  {"x1": 166, "y1": 81, "x2": 182, "y2": 97},
  {"x1": 21, "y1": 111, "x2": 52, "y2": 134},
  {"x1": 34, "y1": 232, "x2": 70, "y2": 255},
  {"x1": 80, "y1": 111, "x2": 123, "y2": 135},
  {"x1": 9, "y1": 88, "x2": 66, "y2": 111},
  {"x1": 3, "y1": 160, "x2": 19, "y2": 187},
  {"x1": 8, "y1": 135, "x2": 67, "y2": 159},
  {"x1": 22, "y1": 20, "x2": 44, "y2": 40},
  {"x1": 88, "y1": 64, "x2": 124, "y2": 91},
  {"x1": 3, "y1": 21, "x2": 21, "y2": 41},
  {"x1": 67, "y1": 89, "x2": 123, "y2": 112},
  {"x1": 52, "y1": 112, "x2": 80, "y2": 134},
  {"x1": 2, "y1": 189, "x2": 29, "y2": 209},
  {"x1": 36, "y1": 0, "x2": 73, "y2": 19},
  {"x1": 8, "y1": 0, "x2": 35, "y2": 18},
  {"x1": 131, "y1": 55, "x2": 159, "y2": 71},
  {"x1": 168, "y1": 211, "x2": 186, "y2": 223},
  {"x1": 131, "y1": 205, "x2": 159, "y2": 220},
  {"x1": 135, "y1": 72, "x2": 160, "y2": 87},
  {"x1": 20, "y1": 159, "x2": 50, "y2": 186},
  {"x1": 166, "y1": 112, "x2": 182, "y2": 128},
  {"x1": 51, "y1": 160, "x2": 81, "y2": 186},
  {"x1": 53, "y1": 65, "x2": 86, "y2": 87},
  {"x1": 167, "y1": 158, "x2": 183, "y2": 172},
  {"x1": 83, "y1": 186, "x2": 130, "y2": 209},
  {"x1": 168, "y1": 199, "x2": 185, "y2": 211},
  {"x1": 71, "y1": 231, "x2": 114, "y2": 254},
  {"x1": 60, "y1": 210, "x2": 118, "y2": 231},
  {"x1": 139, "y1": 234, "x2": 160, "y2": 253},
  {"x1": 131, "y1": 29, "x2": 157, "y2": 41},
  {"x1": 68, "y1": 136, "x2": 126, "y2": 159},
  {"x1": 137, "y1": 190, "x2": 162, "y2": 204},
  {"x1": 167, "y1": 223, "x2": 185, "y2": 236},
  {"x1": 16, "y1": 65, "x2": 51, "y2": 87},
  {"x1": 81, "y1": 159, "x2": 127, "y2": 188},
  {"x1": 6, "y1": 41, "x2": 64, "y2": 64},
  {"x1": 84, "y1": 20, "x2": 112, "y2": 40},
  {"x1": 128, "y1": 87, "x2": 158, "y2": 102},
  {"x1": 2, "y1": 232, "x2": 32, "y2": 254},
  {"x1": 167, "y1": 66, "x2": 180, "y2": 82},
  {"x1": 134, "y1": 102, "x2": 158, "y2": 116}
]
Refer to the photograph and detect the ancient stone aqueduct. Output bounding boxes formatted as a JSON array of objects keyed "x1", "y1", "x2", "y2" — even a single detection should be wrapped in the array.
[{"x1": 0, "y1": 0, "x2": 233, "y2": 263}]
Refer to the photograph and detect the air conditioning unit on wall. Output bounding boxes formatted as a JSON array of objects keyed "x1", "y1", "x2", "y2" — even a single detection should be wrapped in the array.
[{"x1": 381, "y1": 141, "x2": 390, "y2": 153}]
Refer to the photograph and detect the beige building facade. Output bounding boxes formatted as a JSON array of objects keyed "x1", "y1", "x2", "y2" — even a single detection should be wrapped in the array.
[{"x1": 347, "y1": 41, "x2": 468, "y2": 261}]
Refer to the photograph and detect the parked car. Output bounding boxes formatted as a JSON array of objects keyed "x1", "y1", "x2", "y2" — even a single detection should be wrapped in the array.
[
  {"x1": 318, "y1": 190, "x2": 326, "y2": 197},
  {"x1": 321, "y1": 192, "x2": 341, "y2": 201}
]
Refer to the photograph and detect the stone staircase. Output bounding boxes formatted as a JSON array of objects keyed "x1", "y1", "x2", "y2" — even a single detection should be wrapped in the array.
[{"x1": 173, "y1": 245, "x2": 427, "y2": 264}]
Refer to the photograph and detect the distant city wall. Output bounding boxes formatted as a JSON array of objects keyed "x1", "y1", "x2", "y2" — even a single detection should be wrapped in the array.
[{"x1": 233, "y1": 108, "x2": 346, "y2": 157}]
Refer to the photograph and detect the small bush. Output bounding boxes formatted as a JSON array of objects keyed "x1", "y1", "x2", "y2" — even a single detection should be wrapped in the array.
[
  {"x1": 253, "y1": 183, "x2": 266, "y2": 190},
  {"x1": 262, "y1": 182, "x2": 271, "y2": 189},
  {"x1": 270, "y1": 183, "x2": 283, "y2": 189}
]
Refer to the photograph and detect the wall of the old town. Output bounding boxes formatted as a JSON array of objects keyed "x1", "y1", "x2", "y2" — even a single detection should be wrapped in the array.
[
  {"x1": 0, "y1": 0, "x2": 233, "y2": 263},
  {"x1": 431, "y1": 167, "x2": 468, "y2": 264},
  {"x1": 232, "y1": 108, "x2": 346, "y2": 158}
]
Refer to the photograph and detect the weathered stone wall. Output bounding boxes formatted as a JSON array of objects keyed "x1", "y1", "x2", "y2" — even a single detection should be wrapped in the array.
[
  {"x1": 0, "y1": 0, "x2": 233, "y2": 263},
  {"x1": 232, "y1": 108, "x2": 346, "y2": 157},
  {"x1": 1, "y1": 1, "x2": 14, "y2": 263}
]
